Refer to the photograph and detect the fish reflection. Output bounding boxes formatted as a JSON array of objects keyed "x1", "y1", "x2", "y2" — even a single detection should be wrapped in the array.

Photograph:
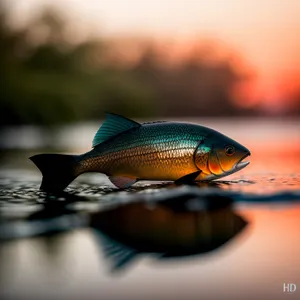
[
  {"x1": 0, "y1": 192, "x2": 87, "y2": 240},
  {"x1": 90, "y1": 198, "x2": 247, "y2": 272}
]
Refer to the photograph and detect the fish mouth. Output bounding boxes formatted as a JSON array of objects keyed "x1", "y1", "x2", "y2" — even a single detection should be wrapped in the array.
[
  {"x1": 202, "y1": 151, "x2": 251, "y2": 181},
  {"x1": 234, "y1": 152, "x2": 251, "y2": 171}
]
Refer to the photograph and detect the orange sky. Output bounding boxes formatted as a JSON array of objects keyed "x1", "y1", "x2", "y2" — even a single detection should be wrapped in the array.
[{"x1": 5, "y1": 0, "x2": 300, "y2": 112}]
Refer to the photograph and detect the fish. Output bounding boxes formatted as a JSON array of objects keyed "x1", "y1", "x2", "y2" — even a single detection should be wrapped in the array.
[
  {"x1": 90, "y1": 198, "x2": 247, "y2": 272},
  {"x1": 30, "y1": 113, "x2": 251, "y2": 191}
]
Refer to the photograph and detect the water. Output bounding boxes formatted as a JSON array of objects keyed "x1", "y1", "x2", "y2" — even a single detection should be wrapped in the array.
[{"x1": 0, "y1": 118, "x2": 300, "y2": 300}]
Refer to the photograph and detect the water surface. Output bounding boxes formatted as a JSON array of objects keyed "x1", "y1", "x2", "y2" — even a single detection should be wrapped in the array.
[{"x1": 0, "y1": 118, "x2": 299, "y2": 300}]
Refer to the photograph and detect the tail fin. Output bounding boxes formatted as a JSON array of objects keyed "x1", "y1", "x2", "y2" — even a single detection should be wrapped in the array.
[{"x1": 30, "y1": 154, "x2": 79, "y2": 192}]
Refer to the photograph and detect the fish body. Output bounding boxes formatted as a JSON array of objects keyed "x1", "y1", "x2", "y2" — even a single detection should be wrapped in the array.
[
  {"x1": 81, "y1": 122, "x2": 204, "y2": 181},
  {"x1": 30, "y1": 113, "x2": 250, "y2": 191}
]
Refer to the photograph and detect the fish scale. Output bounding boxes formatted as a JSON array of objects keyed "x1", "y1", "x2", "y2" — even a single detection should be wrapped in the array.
[{"x1": 79, "y1": 123, "x2": 206, "y2": 180}]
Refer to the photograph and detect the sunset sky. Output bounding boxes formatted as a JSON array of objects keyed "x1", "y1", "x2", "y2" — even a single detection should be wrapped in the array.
[{"x1": 4, "y1": 0, "x2": 300, "y2": 112}]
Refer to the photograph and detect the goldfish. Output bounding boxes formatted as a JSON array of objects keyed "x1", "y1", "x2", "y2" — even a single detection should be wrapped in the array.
[{"x1": 30, "y1": 113, "x2": 250, "y2": 191}]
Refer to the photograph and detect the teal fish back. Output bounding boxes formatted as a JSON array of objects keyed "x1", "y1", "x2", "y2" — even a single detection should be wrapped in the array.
[{"x1": 92, "y1": 122, "x2": 208, "y2": 156}]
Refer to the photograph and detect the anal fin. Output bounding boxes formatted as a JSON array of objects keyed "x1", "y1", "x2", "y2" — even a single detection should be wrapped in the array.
[
  {"x1": 175, "y1": 171, "x2": 201, "y2": 184},
  {"x1": 109, "y1": 176, "x2": 137, "y2": 189}
]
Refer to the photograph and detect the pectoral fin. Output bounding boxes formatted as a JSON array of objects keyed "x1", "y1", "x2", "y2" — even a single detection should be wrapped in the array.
[
  {"x1": 175, "y1": 171, "x2": 201, "y2": 184},
  {"x1": 109, "y1": 176, "x2": 137, "y2": 189}
]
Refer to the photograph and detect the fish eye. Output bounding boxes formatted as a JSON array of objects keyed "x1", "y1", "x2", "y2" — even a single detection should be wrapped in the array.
[{"x1": 225, "y1": 145, "x2": 235, "y2": 156}]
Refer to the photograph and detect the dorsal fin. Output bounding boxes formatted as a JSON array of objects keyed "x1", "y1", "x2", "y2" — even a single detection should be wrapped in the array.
[
  {"x1": 142, "y1": 120, "x2": 166, "y2": 125},
  {"x1": 92, "y1": 113, "x2": 141, "y2": 147}
]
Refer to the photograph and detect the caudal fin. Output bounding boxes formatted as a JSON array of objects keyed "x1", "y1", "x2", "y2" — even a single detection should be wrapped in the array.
[{"x1": 30, "y1": 154, "x2": 79, "y2": 192}]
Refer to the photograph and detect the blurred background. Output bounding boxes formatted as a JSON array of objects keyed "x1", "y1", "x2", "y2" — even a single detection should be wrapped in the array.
[
  {"x1": 1, "y1": 3, "x2": 300, "y2": 300},
  {"x1": 1, "y1": 0, "x2": 300, "y2": 127}
]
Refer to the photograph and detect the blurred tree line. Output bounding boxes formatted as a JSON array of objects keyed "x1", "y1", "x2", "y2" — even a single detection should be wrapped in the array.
[{"x1": 1, "y1": 2, "x2": 250, "y2": 126}]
